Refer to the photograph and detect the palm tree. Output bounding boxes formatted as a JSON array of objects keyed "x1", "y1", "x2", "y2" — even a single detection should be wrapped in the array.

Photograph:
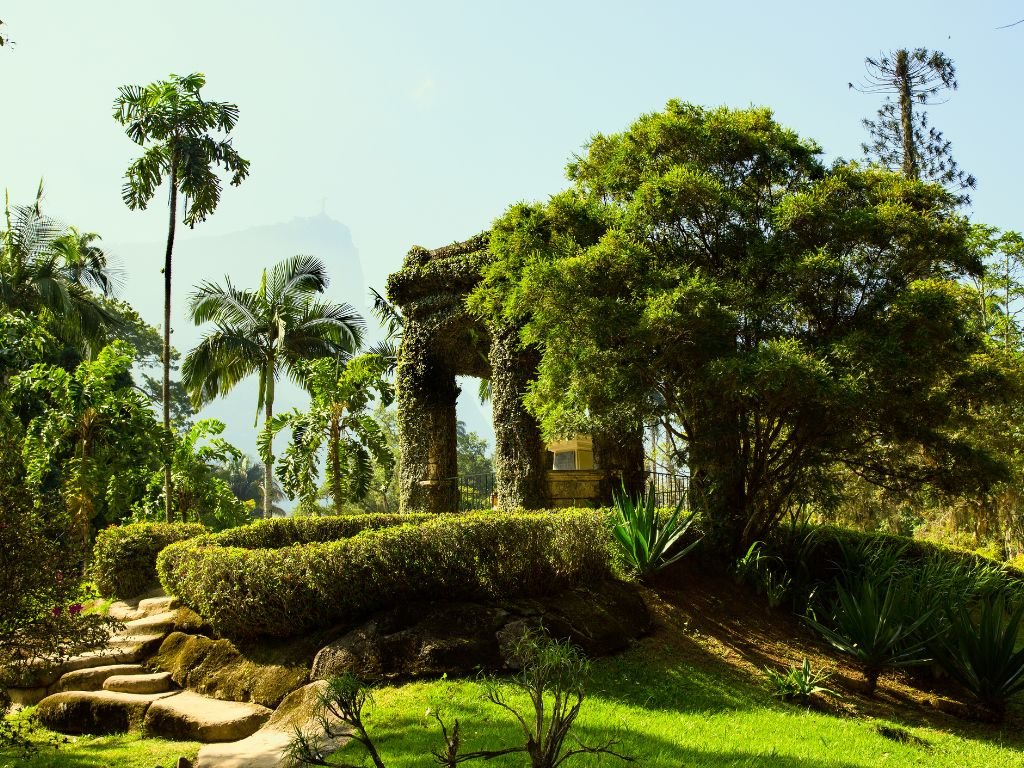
[
  {"x1": 1, "y1": 185, "x2": 117, "y2": 354},
  {"x1": 114, "y1": 72, "x2": 250, "y2": 522},
  {"x1": 182, "y1": 255, "x2": 364, "y2": 518},
  {"x1": 215, "y1": 454, "x2": 286, "y2": 516}
]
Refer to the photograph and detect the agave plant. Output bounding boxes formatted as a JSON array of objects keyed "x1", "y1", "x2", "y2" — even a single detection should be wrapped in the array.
[
  {"x1": 933, "y1": 592, "x2": 1024, "y2": 720},
  {"x1": 611, "y1": 481, "x2": 701, "y2": 578},
  {"x1": 806, "y1": 575, "x2": 933, "y2": 694},
  {"x1": 763, "y1": 658, "x2": 838, "y2": 704}
]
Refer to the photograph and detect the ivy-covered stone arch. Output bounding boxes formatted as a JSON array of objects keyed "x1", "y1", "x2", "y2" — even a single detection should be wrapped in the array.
[{"x1": 386, "y1": 234, "x2": 643, "y2": 513}]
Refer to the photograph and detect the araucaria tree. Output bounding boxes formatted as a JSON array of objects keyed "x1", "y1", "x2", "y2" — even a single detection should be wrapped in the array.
[
  {"x1": 181, "y1": 256, "x2": 364, "y2": 518},
  {"x1": 851, "y1": 48, "x2": 975, "y2": 199},
  {"x1": 113, "y1": 73, "x2": 250, "y2": 522},
  {"x1": 471, "y1": 101, "x2": 1008, "y2": 556}
]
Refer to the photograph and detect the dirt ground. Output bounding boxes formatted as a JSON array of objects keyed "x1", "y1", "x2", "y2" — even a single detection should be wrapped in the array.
[{"x1": 639, "y1": 558, "x2": 1024, "y2": 740}]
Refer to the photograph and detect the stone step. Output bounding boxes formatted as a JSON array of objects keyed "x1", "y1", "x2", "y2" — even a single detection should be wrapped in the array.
[
  {"x1": 196, "y1": 682, "x2": 349, "y2": 768},
  {"x1": 144, "y1": 691, "x2": 272, "y2": 743},
  {"x1": 35, "y1": 689, "x2": 178, "y2": 735},
  {"x1": 122, "y1": 609, "x2": 180, "y2": 635},
  {"x1": 106, "y1": 590, "x2": 177, "y2": 622},
  {"x1": 104, "y1": 672, "x2": 174, "y2": 694},
  {"x1": 58, "y1": 664, "x2": 148, "y2": 692}
]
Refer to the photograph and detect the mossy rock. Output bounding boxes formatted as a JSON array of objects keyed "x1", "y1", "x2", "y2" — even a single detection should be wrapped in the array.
[{"x1": 152, "y1": 632, "x2": 315, "y2": 709}]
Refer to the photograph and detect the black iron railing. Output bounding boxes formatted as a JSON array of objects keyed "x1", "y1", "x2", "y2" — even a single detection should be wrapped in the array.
[
  {"x1": 449, "y1": 471, "x2": 497, "y2": 511},
  {"x1": 646, "y1": 470, "x2": 690, "y2": 509}
]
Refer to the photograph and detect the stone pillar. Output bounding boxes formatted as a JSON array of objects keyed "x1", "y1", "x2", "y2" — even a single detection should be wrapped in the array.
[
  {"x1": 489, "y1": 326, "x2": 549, "y2": 510},
  {"x1": 593, "y1": 429, "x2": 646, "y2": 505},
  {"x1": 396, "y1": 320, "x2": 459, "y2": 512}
]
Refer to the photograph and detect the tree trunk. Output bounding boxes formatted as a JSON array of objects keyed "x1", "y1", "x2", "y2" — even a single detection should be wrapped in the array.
[
  {"x1": 328, "y1": 411, "x2": 345, "y2": 511},
  {"x1": 162, "y1": 163, "x2": 178, "y2": 524},
  {"x1": 263, "y1": 370, "x2": 275, "y2": 519},
  {"x1": 895, "y1": 50, "x2": 918, "y2": 181}
]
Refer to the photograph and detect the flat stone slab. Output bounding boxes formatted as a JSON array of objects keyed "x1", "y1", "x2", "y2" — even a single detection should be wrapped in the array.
[
  {"x1": 35, "y1": 689, "x2": 178, "y2": 735},
  {"x1": 195, "y1": 730, "x2": 294, "y2": 768},
  {"x1": 59, "y1": 664, "x2": 148, "y2": 692},
  {"x1": 104, "y1": 672, "x2": 174, "y2": 694},
  {"x1": 145, "y1": 691, "x2": 272, "y2": 743},
  {"x1": 195, "y1": 682, "x2": 348, "y2": 768},
  {"x1": 106, "y1": 588, "x2": 171, "y2": 621},
  {"x1": 138, "y1": 595, "x2": 179, "y2": 616},
  {"x1": 121, "y1": 609, "x2": 180, "y2": 635}
]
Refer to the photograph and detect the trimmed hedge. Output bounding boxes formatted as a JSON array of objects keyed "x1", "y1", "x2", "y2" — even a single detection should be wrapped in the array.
[
  {"x1": 92, "y1": 522, "x2": 208, "y2": 599},
  {"x1": 157, "y1": 509, "x2": 612, "y2": 639},
  {"x1": 211, "y1": 512, "x2": 434, "y2": 549}
]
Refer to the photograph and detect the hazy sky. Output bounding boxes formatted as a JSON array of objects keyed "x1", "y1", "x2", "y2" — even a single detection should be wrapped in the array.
[
  {"x1": 2, "y1": 2, "x2": 1022, "y2": 478},
  {"x1": 4, "y1": 2, "x2": 1022, "y2": 287}
]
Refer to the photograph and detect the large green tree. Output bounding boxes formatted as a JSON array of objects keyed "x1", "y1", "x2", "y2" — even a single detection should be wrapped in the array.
[
  {"x1": 114, "y1": 72, "x2": 250, "y2": 522},
  {"x1": 181, "y1": 255, "x2": 364, "y2": 518},
  {"x1": 1, "y1": 186, "x2": 117, "y2": 356},
  {"x1": 472, "y1": 101, "x2": 1007, "y2": 555},
  {"x1": 262, "y1": 354, "x2": 394, "y2": 513},
  {"x1": 11, "y1": 341, "x2": 162, "y2": 545}
]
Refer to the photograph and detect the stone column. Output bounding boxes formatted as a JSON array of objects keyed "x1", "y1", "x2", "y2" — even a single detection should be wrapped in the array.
[
  {"x1": 489, "y1": 326, "x2": 549, "y2": 510},
  {"x1": 396, "y1": 320, "x2": 459, "y2": 512},
  {"x1": 593, "y1": 429, "x2": 646, "y2": 505}
]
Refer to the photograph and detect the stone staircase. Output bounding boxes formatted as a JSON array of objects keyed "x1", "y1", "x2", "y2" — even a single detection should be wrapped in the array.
[{"x1": 11, "y1": 592, "x2": 343, "y2": 767}]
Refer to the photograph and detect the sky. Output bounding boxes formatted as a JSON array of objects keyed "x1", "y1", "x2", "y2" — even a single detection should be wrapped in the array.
[{"x1": 2, "y1": 1, "x2": 1022, "y2": 475}]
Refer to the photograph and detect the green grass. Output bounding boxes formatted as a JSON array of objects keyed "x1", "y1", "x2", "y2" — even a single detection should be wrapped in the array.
[
  {"x1": 312, "y1": 645, "x2": 1024, "y2": 767},
  {"x1": 0, "y1": 709, "x2": 199, "y2": 768}
]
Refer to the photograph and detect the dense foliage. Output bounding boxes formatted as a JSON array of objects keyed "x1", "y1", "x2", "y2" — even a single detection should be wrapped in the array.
[
  {"x1": 157, "y1": 510, "x2": 612, "y2": 638},
  {"x1": 91, "y1": 521, "x2": 207, "y2": 599},
  {"x1": 472, "y1": 101, "x2": 1008, "y2": 555}
]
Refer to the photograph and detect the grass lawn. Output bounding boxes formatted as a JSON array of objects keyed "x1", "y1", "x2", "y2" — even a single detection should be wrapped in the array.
[{"x1": 0, "y1": 721, "x2": 199, "y2": 768}]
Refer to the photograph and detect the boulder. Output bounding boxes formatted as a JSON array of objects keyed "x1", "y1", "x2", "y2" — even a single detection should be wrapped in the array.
[
  {"x1": 152, "y1": 632, "x2": 310, "y2": 709},
  {"x1": 143, "y1": 690, "x2": 271, "y2": 742},
  {"x1": 35, "y1": 689, "x2": 177, "y2": 734},
  {"x1": 312, "y1": 580, "x2": 650, "y2": 681}
]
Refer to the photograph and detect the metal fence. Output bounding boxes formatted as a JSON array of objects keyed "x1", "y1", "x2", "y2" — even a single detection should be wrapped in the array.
[
  {"x1": 452, "y1": 471, "x2": 497, "y2": 511},
  {"x1": 647, "y1": 470, "x2": 690, "y2": 509}
]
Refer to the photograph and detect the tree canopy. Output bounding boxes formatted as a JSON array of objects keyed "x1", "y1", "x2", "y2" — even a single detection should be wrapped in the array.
[{"x1": 471, "y1": 101, "x2": 1008, "y2": 554}]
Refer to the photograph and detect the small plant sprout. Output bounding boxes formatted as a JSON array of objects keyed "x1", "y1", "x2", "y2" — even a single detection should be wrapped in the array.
[{"x1": 763, "y1": 658, "x2": 838, "y2": 705}]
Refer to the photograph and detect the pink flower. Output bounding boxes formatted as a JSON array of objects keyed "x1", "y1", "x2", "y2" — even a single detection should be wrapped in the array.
[
  {"x1": 52, "y1": 606, "x2": 61, "y2": 617},
  {"x1": 69, "y1": 603, "x2": 83, "y2": 616}
]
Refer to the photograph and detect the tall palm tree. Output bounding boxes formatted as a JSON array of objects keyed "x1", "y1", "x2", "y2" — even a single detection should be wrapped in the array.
[
  {"x1": 114, "y1": 72, "x2": 250, "y2": 522},
  {"x1": 182, "y1": 255, "x2": 364, "y2": 518},
  {"x1": 214, "y1": 454, "x2": 286, "y2": 516},
  {"x1": 1, "y1": 185, "x2": 117, "y2": 354}
]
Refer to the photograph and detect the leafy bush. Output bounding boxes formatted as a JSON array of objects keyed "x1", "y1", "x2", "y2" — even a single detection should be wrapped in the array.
[
  {"x1": 933, "y1": 592, "x2": 1024, "y2": 719},
  {"x1": 806, "y1": 575, "x2": 933, "y2": 694},
  {"x1": 91, "y1": 522, "x2": 207, "y2": 598},
  {"x1": 611, "y1": 482, "x2": 700, "y2": 578},
  {"x1": 763, "y1": 658, "x2": 837, "y2": 704},
  {"x1": 158, "y1": 509, "x2": 612, "y2": 639}
]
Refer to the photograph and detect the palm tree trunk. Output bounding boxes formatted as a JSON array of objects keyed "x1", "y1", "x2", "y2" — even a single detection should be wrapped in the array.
[
  {"x1": 163, "y1": 163, "x2": 177, "y2": 524},
  {"x1": 263, "y1": 372, "x2": 275, "y2": 519}
]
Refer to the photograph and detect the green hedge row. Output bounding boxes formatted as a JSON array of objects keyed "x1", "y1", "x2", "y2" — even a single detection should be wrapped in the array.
[
  {"x1": 92, "y1": 522, "x2": 208, "y2": 599},
  {"x1": 211, "y1": 512, "x2": 434, "y2": 549},
  {"x1": 157, "y1": 509, "x2": 612, "y2": 639}
]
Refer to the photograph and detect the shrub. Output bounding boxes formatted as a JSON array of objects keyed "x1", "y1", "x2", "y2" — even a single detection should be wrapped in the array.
[
  {"x1": 91, "y1": 522, "x2": 207, "y2": 599},
  {"x1": 763, "y1": 658, "x2": 837, "y2": 705},
  {"x1": 806, "y1": 574, "x2": 933, "y2": 694},
  {"x1": 611, "y1": 483, "x2": 700, "y2": 578},
  {"x1": 933, "y1": 592, "x2": 1024, "y2": 720},
  {"x1": 157, "y1": 509, "x2": 613, "y2": 639}
]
